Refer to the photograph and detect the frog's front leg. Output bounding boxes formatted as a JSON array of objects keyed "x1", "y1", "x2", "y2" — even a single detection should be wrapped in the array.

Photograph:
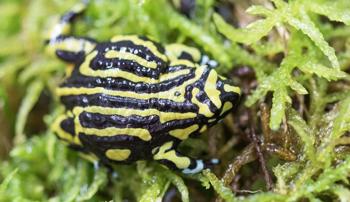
[
  {"x1": 45, "y1": 2, "x2": 96, "y2": 63},
  {"x1": 152, "y1": 141, "x2": 218, "y2": 174}
]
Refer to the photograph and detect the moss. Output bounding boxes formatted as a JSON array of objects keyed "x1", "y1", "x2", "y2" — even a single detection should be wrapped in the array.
[{"x1": 0, "y1": 0, "x2": 350, "y2": 201}]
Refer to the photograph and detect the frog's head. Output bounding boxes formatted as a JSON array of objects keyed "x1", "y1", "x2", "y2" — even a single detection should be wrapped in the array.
[{"x1": 191, "y1": 66, "x2": 241, "y2": 125}]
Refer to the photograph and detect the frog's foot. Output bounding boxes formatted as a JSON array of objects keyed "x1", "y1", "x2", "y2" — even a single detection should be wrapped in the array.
[
  {"x1": 52, "y1": 113, "x2": 79, "y2": 145},
  {"x1": 47, "y1": 1, "x2": 87, "y2": 40},
  {"x1": 45, "y1": 1, "x2": 96, "y2": 63},
  {"x1": 181, "y1": 158, "x2": 220, "y2": 174},
  {"x1": 152, "y1": 141, "x2": 219, "y2": 174},
  {"x1": 60, "y1": 1, "x2": 88, "y2": 23},
  {"x1": 204, "y1": 158, "x2": 220, "y2": 168},
  {"x1": 94, "y1": 159, "x2": 114, "y2": 174}
]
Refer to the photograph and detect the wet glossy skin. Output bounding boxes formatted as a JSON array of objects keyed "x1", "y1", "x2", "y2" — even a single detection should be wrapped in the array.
[{"x1": 47, "y1": 3, "x2": 240, "y2": 174}]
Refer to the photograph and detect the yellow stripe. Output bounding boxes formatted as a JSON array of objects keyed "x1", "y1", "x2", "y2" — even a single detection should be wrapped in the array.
[
  {"x1": 74, "y1": 106, "x2": 196, "y2": 124},
  {"x1": 111, "y1": 35, "x2": 168, "y2": 62},
  {"x1": 51, "y1": 114, "x2": 81, "y2": 145},
  {"x1": 160, "y1": 69, "x2": 191, "y2": 81},
  {"x1": 105, "y1": 149, "x2": 131, "y2": 161},
  {"x1": 165, "y1": 44, "x2": 201, "y2": 62},
  {"x1": 199, "y1": 125, "x2": 207, "y2": 133},
  {"x1": 76, "y1": 124, "x2": 151, "y2": 141},
  {"x1": 46, "y1": 37, "x2": 96, "y2": 56},
  {"x1": 80, "y1": 51, "x2": 193, "y2": 84},
  {"x1": 220, "y1": 102, "x2": 233, "y2": 116},
  {"x1": 153, "y1": 142, "x2": 191, "y2": 169},
  {"x1": 208, "y1": 118, "x2": 216, "y2": 123},
  {"x1": 169, "y1": 124, "x2": 199, "y2": 140},
  {"x1": 204, "y1": 70, "x2": 222, "y2": 109},
  {"x1": 80, "y1": 51, "x2": 157, "y2": 83},
  {"x1": 52, "y1": 115, "x2": 74, "y2": 142},
  {"x1": 191, "y1": 87, "x2": 214, "y2": 117},
  {"x1": 65, "y1": 64, "x2": 74, "y2": 78},
  {"x1": 224, "y1": 84, "x2": 241, "y2": 95},
  {"x1": 105, "y1": 50, "x2": 158, "y2": 69},
  {"x1": 57, "y1": 86, "x2": 158, "y2": 101},
  {"x1": 60, "y1": 65, "x2": 206, "y2": 103},
  {"x1": 72, "y1": 107, "x2": 152, "y2": 141},
  {"x1": 170, "y1": 59, "x2": 196, "y2": 68}
]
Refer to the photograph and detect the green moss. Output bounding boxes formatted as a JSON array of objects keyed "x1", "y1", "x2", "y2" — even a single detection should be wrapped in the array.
[{"x1": 0, "y1": 0, "x2": 350, "y2": 201}]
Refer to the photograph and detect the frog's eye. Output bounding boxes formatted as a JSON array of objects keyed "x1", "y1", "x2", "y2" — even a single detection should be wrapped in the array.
[{"x1": 174, "y1": 91, "x2": 181, "y2": 97}]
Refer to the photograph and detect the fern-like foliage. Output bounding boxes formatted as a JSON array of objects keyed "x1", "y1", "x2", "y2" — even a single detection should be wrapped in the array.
[{"x1": 214, "y1": 0, "x2": 349, "y2": 129}]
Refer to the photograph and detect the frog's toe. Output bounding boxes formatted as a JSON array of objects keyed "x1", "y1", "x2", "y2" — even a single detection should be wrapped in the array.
[
  {"x1": 152, "y1": 141, "x2": 220, "y2": 174},
  {"x1": 182, "y1": 159, "x2": 205, "y2": 174},
  {"x1": 206, "y1": 158, "x2": 220, "y2": 166},
  {"x1": 182, "y1": 158, "x2": 220, "y2": 174}
]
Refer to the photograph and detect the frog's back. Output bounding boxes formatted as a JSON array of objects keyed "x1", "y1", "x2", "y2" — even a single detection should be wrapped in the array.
[
  {"x1": 57, "y1": 35, "x2": 200, "y2": 110},
  {"x1": 55, "y1": 35, "x2": 206, "y2": 163},
  {"x1": 50, "y1": 4, "x2": 240, "y2": 172}
]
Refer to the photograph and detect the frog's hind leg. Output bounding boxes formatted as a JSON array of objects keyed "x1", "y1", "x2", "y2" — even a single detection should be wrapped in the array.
[
  {"x1": 52, "y1": 112, "x2": 99, "y2": 162},
  {"x1": 152, "y1": 141, "x2": 218, "y2": 174},
  {"x1": 165, "y1": 43, "x2": 218, "y2": 68},
  {"x1": 165, "y1": 43, "x2": 201, "y2": 66},
  {"x1": 45, "y1": 2, "x2": 96, "y2": 63},
  {"x1": 51, "y1": 112, "x2": 84, "y2": 150}
]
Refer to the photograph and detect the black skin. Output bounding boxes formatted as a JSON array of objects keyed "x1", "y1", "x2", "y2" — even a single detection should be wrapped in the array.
[{"x1": 48, "y1": 2, "x2": 240, "y2": 174}]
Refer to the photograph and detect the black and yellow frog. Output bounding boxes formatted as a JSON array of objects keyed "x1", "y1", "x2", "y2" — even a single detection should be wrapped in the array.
[{"x1": 47, "y1": 2, "x2": 240, "y2": 174}]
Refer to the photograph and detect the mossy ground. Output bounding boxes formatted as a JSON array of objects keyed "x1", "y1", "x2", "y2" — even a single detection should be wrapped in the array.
[{"x1": 0, "y1": 0, "x2": 350, "y2": 201}]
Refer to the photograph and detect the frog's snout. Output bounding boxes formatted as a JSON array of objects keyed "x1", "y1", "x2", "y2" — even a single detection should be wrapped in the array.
[
  {"x1": 221, "y1": 79, "x2": 240, "y2": 101},
  {"x1": 194, "y1": 68, "x2": 240, "y2": 120},
  {"x1": 218, "y1": 78, "x2": 241, "y2": 116}
]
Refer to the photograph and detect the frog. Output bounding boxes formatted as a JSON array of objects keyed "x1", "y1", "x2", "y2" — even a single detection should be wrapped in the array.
[{"x1": 47, "y1": 2, "x2": 241, "y2": 174}]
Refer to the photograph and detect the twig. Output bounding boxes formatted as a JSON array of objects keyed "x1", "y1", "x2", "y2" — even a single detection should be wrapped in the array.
[
  {"x1": 260, "y1": 103, "x2": 272, "y2": 143},
  {"x1": 221, "y1": 143, "x2": 257, "y2": 187},
  {"x1": 250, "y1": 127, "x2": 273, "y2": 191}
]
